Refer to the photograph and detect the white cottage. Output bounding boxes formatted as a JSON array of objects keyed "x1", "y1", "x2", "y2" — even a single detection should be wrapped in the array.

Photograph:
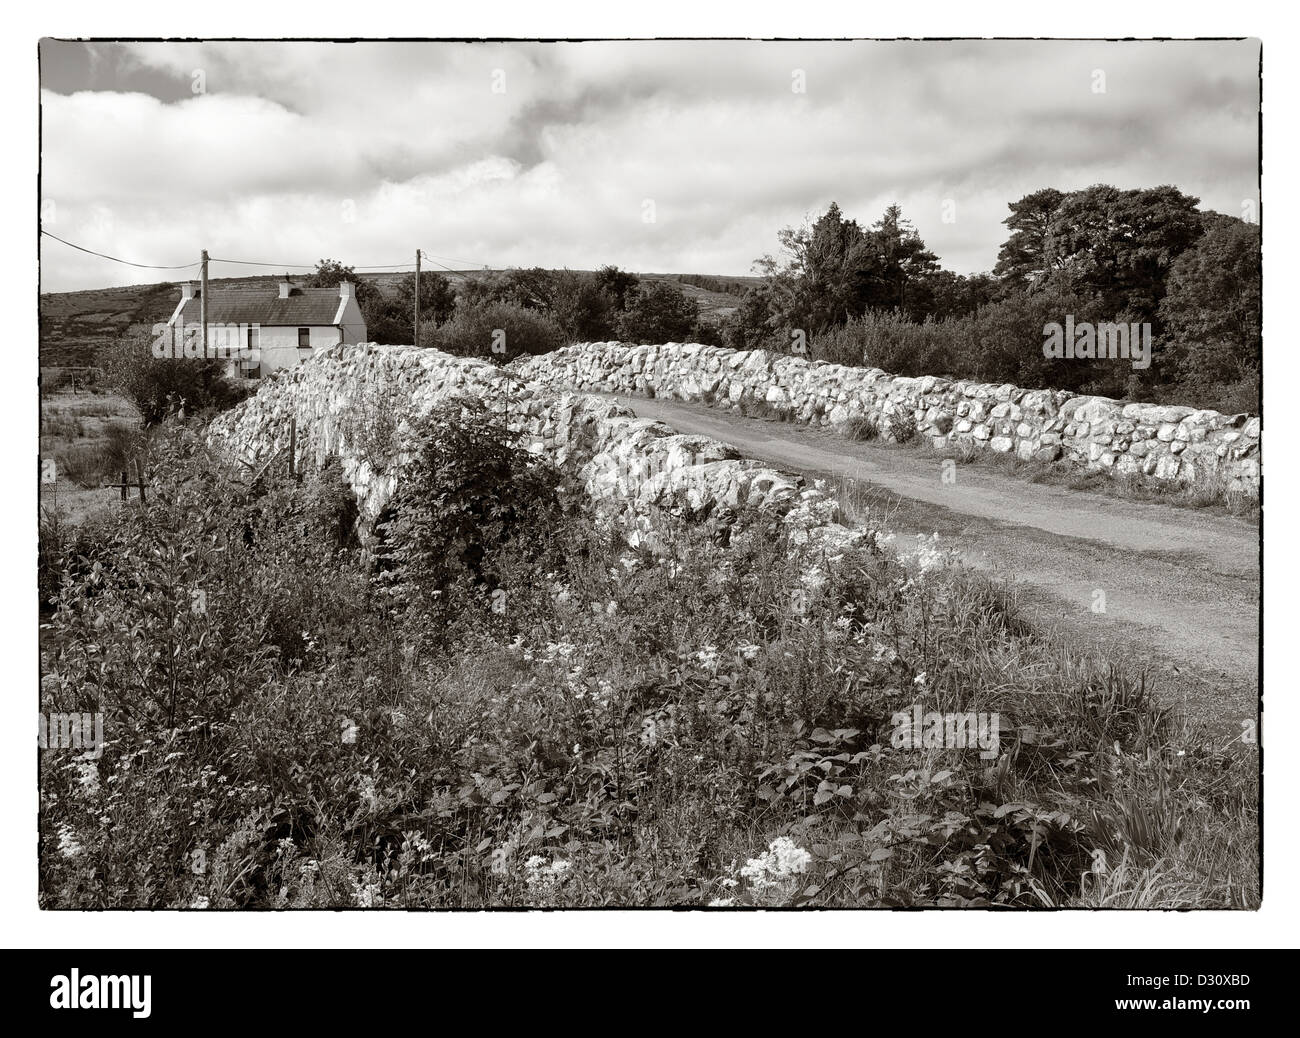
[{"x1": 166, "y1": 276, "x2": 367, "y2": 379}]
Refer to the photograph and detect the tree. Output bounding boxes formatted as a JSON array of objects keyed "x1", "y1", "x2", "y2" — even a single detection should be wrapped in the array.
[
  {"x1": 755, "y1": 202, "x2": 942, "y2": 334},
  {"x1": 593, "y1": 265, "x2": 639, "y2": 312},
  {"x1": 615, "y1": 281, "x2": 700, "y2": 344},
  {"x1": 1158, "y1": 212, "x2": 1261, "y2": 389},
  {"x1": 308, "y1": 259, "x2": 379, "y2": 310},
  {"x1": 723, "y1": 284, "x2": 783, "y2": 352},
  {"x1": 365, "y1": 272, "x2": 458, "y2": 345},
  {"x1": 993, "y1": 188, "x2": 1066, "y2": 286},
  {"x1": 547, "y1": 270, "x2": 620, "y2": 341},
  {"x1": 994, "y1": 185, "x2": 1203, "y2": 327},
  {"x1": 916, "y1": 269, "x2": 999, "y2": 321},
  {"x1": 99, "y1": 328, "x2": 249, "y2": 426},
  {"x1": 866, "y1": 204, "x2": 940, "y2": 315}
]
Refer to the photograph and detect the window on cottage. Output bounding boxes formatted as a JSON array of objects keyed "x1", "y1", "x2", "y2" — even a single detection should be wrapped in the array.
[
  {"x1": 298, "y1": 327, "x2": 311, "y2": 349},
  {"x1": 242, "y1": 325, "x2": 261, "y2": 378}
]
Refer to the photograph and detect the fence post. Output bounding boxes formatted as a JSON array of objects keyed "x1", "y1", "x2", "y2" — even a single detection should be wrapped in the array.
[
  {"x1": 119, "y1": 470, "x2": 128, "y2": 503},
  {"x1": 288, "y1": 418, "x2": 297, "y2": 479},
  {"x1": 134, "y1": 459, "x2": 146, "y2": 504}
]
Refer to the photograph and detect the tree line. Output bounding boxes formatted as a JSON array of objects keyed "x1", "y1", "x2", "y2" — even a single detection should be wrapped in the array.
[
  {"x1": 724, "y1": 188, "x2": 1260, "y2": 412},
  {"x1": 311, "y1": 261, "x2": 716, "y2": 361}
]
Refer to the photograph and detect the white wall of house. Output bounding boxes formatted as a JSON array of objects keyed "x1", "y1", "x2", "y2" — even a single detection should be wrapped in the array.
[
  {"x1": 337, "y1": 294, "x2": 367, "y2": 346},
  {"x1": 244, "y1": 326, "x2": 348, "y2": 377}
]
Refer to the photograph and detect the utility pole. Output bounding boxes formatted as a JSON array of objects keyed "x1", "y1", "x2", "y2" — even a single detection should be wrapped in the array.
[
  {"x1": 200, "y1": 248, "x2": 209, "y2": 355},
  {"x1": 413, "y1": 249, "x2": 421, "y2": 348}
]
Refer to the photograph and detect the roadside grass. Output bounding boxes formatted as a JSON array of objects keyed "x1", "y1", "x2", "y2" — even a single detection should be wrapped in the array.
[{"x1": 860, "y1": 425, "x2": 1262, "y2": 521}]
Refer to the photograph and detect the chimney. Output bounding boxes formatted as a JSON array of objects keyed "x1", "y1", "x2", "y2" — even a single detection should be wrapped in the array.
[
  {"x1": 279, "y1": 276, "x2": 293, "y2": 299},
  {"x1": 180, "y1": 281, "x2": 197, "y2": 301},
  {"x1": 338, "y1": 280, "x2": 353, "y2": 301}
]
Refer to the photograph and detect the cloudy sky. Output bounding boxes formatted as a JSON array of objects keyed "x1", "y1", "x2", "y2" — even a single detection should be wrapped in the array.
[{"x1": 39, "y1": 39, "x2": 1259, "y2": 293}]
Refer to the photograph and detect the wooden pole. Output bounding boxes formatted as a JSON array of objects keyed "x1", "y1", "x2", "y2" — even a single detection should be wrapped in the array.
[
  {"x1": 200, "y1": 249, "x2": 209, "y2": 355},
  {"x1": 119, "y1": 470, "x2": 128, "y2": 503},
  {"x1": 413, "y1": 249, "x2": 421, "y2": 348},
  {"x1": 288, "y1": 418, "x2": 297, "y2": 479},
  {"x1": 135, "y1": 459, "x2": 146, "y2": 504}
]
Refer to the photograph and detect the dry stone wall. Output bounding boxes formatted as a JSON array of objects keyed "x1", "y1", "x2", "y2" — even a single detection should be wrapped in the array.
[
  {"x1": 513, "y1": 341, "x2": 1262, "y2": 495},
  {"x1": 208, "y1": 343, "x2": 865, "y2": 554}
]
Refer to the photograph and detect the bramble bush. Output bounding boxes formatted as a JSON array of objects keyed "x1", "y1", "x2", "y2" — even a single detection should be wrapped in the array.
[{"x1": 39, "y1": 409, "x2": 1258, "y2": 908}]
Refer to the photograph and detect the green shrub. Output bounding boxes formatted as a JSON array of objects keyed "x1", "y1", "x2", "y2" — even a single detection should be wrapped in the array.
[
  {"x1": 433, "y1": 301, "x2": 567, "y2": 361},
  {"x1": 376, "y1": 399, "x2": 569, "y2": 632},
  {"x1": 99, "y1": 329, "x2": 251, "y2": 426},
  {"x1": 616, "y1": 282, "x2": 700, "y2": 345}
]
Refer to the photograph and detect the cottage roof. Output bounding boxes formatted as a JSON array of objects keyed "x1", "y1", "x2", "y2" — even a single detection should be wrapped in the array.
[{"x1": 171, "y1": 287, "x2": 346, "y2": 327}]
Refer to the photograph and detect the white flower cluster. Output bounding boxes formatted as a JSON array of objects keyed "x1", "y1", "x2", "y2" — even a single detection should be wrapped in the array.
[
  {"x1": 738, "y1": 836, "x2": 812, "y2": 893},
  {"x1": 523, "y1": 855, "x2": 573, "y2": 904},
  {"x1": 73, "y1": 756, "x2": 100, "y2": 794},
  {"x1": 898, "y1": 532, "x2": 947, "y2": 575},
  {"x1": 56, "y1": 824, "x2": 83, "y2": 859}
]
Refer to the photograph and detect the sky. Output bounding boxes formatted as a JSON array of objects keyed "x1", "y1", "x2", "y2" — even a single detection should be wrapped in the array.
[{"x1": 38, "y1": 38, "x2": 1260, "y2": 293}]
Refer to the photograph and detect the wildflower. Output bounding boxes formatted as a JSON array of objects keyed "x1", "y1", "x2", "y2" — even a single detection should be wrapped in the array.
[
  {"x1": 359, "y1": 776, "x2": 379, "y2": 812},
  {"x1": 696, "y1": 644, "x2": 719, "y2": 670},
  {"x1": 72, "y1": 755, "x2": 100, "y2": 794},
  {"x1": 739, "y1": 836, "x2": 812, "y2": 893},
  {"x1": 350, "y1": 872, "x2": 383, "y2": 908},
  {"x1": 522, "y1": 855, "x2": 573, "y2": 905},
  {"x1": 914, "y1": 671, "x2": 928, "y2": 686},
  {"x1": 737, "y1": 642, "x2": 761, "y2": 661},
  {"x1": 708, "y1": 897, "x2": 735, "y2": 907},
  {"x1": 190, "y1": 895, "x2": 210, "y2": 909},
  {"x1": 56, "y1": 825, "x2": 82, "y2": 859},
  {"x1": 341, "y1": 718, "x2": 358, "y2": 744}
]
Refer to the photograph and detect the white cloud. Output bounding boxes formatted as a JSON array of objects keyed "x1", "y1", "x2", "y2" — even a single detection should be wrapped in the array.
[{"x1": 39, "y1": 39, "x2": 1260, "y2": 292}]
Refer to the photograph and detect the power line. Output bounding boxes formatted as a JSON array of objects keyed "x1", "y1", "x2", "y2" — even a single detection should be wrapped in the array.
[
  {"x1": 419, "y1": 249, "x2": 492, "y2": 270},
  {"x1": 43, "y1": 229, "x2": 497, "y2": 278},
  {"x1": 209, "y1": 256, "x2": 420, "y2": 270},
  {"x1": 418, "y1": 250, "x2": 493, "y2": 275},
  {"x1": 41, "y1": 230, "x2": 199, "y2": 271}
]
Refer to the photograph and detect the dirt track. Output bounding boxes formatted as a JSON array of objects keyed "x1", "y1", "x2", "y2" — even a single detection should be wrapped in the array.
[{"x1": 602, "y1": 394, "x2": 1261, "y2": 727}]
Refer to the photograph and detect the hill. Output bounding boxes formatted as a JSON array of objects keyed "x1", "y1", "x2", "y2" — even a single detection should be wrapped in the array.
[{"x1": 39, "y1": 270, "x2": 759, "y2": 369}]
